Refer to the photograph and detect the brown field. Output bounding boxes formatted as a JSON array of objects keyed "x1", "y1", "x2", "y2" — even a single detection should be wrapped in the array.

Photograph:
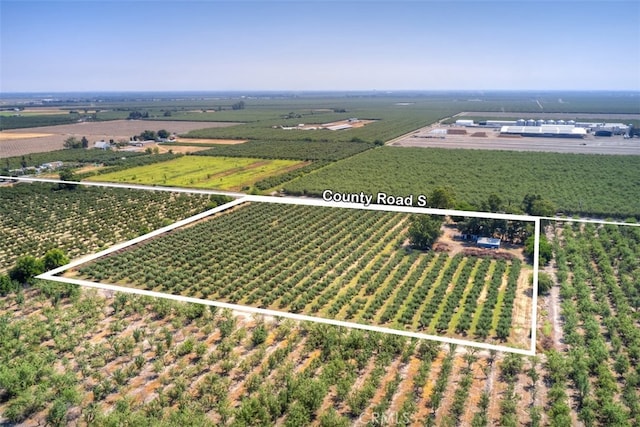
[
  {"x1": 0, "y1": 120, "x2": 240, "y2": 158},
  {"x1": 21, "y1": 108, "x2": 70, "y2": 115},
  {"x1": 148, "y1": 143, "x2": 212, "y2": 154},
  {"x1": 0, "y1": 132, "x2": 53, "y2": 140},
  {"x1": 174, "y1": 137, "x2": 248, "y2": 145}
]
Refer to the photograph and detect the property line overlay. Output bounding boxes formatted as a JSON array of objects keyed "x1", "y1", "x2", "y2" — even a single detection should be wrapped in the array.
[{"x1": 12, "y1": 177, "x2": 541, "y2": 354}]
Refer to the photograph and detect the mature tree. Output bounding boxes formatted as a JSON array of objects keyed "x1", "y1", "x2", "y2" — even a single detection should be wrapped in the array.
[
  {"x1": 522, "y1": 194, "x2": 555, "y2": 216},
  {"x1": 232, "y1": 100, "x2": 245, "y2": 110},
  {"x1": 139, "y1": 130, "x2": 157, "y2": 141},
  {"x1": 20, "y1": 156, "x2": 27, "y2": 168},
  {"x1": 128, "y1": 111, "x2": 144, "y2": 120},
  {"x1": 58, "y1": 169, "x2": 78, "y2": 189},
  {"x1": 430, "y1": 186, "x2": 456, "y2": 209},
  {"x1": 525, "y1": 234, "x2": 552, "y2": 266},
  {"x1": 81, "y1": 136, "x2": 89, "y2": 148},
  {"x1": 529, "y1": 198, "x2": 555, "y2": 217},
  {"x1": 42, "y1": 249, "x2": 70, "y2": 271},
  {"x1": 408, "y1": 215, "x2": 443, "y2": 250},
  {"x1": 9, "y1": 255, "x2": 44, "y2": 284},
  {"x1": 157, "y1": 129, "x2": 170, "y2": 139}
]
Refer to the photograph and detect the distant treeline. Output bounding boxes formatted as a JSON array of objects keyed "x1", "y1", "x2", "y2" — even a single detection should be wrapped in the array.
[{"x1": 0, "y1": 114, "x2": 81, "y2": 130}]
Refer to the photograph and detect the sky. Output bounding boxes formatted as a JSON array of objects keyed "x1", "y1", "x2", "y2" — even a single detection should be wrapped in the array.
[{"x1": 1, "y1": 0, "x2": 639, "y2": 92}]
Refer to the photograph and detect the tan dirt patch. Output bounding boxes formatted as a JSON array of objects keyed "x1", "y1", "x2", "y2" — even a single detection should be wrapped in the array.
[
  {"x1": 174, "y1": 138, "x2": 248, "y2": 145},
  {"x1": 0, "y1": 132, "x2": 53, "y2": 140},
  {"x1": 147, "y1": 143, "x2": 211, "y2": 154}
]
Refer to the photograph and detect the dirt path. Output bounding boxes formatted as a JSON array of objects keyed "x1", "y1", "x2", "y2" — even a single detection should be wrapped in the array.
[{"x1": 545, "y1": 225, "x2": 564, "y2": 351}]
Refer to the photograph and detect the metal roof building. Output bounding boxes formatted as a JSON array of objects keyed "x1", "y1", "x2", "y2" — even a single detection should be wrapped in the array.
[
  {"x1": 500, "y1": 125, "x2": 587, "y2": 138},
  {"x1": 477, "y1": 237, "x2": 501, "y2": 249}
]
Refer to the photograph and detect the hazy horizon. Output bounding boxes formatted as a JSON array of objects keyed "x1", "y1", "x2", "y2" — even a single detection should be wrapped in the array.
[{"x1": 2, "y1": 0, "x2": 639, "y2": 93}]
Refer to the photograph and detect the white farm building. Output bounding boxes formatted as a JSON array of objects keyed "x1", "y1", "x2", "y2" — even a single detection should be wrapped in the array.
[{"x1": 500, "y1": 125, "x2": 587, "y2": 138}]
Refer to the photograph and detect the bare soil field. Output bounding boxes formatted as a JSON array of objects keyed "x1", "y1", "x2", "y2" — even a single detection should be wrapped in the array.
[
  {"x1": 0, "y1": 132, "x2": 53, "y2": 140},
  {"x1": 391, "y1": 124, "x2": 640, "y2": 155},
  {"x1": 148, "y1": 143, "x2": 212, "y2": 154},
  {"x1": 0, "y1": 120, "x2": 239, "y2": 158}
]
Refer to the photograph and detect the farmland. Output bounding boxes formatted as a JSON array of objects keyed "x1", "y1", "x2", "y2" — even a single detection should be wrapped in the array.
[
  {"x1": 0, "y1": 183, "x2": 215, "y2": 272},
  {"x1": 283, "y1": 147, "x2": 640, "y2": 219},
  {"x1": 2, "y1": 91, "x2": 640, "y2": 426},
  {"x1": 0, "y1": 286, "x2": 551, "y2": 426},
  {"x1": 1, "y1": 218, "x2": 638, "y2": 425},
  {"x1": 69, "y1": 202, "x2": 533, "y2": 349},
  {"x1": 545, "y1": 220, "x2": 640, "y2": 426},
  {"x1": 193, "y1": 139, "x2": 374, "y2": 161},
  {"x1": 0, "y1": 120, "x2": 238, "y2": 158},
  {"x1": 1, "y1": 149, "x2": 150, "y2": 171},
  {"x1": 86, "y1": 156, "x2": 309, "y2": 191}
]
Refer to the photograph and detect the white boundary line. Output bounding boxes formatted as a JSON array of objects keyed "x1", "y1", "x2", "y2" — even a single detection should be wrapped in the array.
[
  {"x1": 531, "y1": 218, "x2": 540, "y2": 354},
  {"x1": 38, "y1": 275, "x2": 536, "y2": 356},
  {"x1": 41, "y1": 197, "x2": 249, "y2": 277},
  {"x1": 540, "y1": 215, "x2": 640, "y2": 227},
  {"x1": 9, "y1": 176, "x2": 639, "y2": 354},
  {"x1": 31, "y1": 184, "x2": 539, "y2": 356},
  {"x1": 0, "y1": 176, "x2": 247, "y2": 198}
]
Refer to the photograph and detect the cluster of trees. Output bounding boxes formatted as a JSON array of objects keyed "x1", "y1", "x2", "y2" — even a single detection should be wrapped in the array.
[
  {"x1": 63, "y1": 136, "x2": 89, "y2": 149},
  {"x1": 407, "y1": 215, "x2": 443, "y2": 250},
  {"x1": 524, "y1": 234, "x2": 553, "y2": 266},
  {"x1": 453, "y1": 193, "x2": 555, "y2": 245},
  {"x1": 127, "y1": 111, "x2": 149, "y2": 119},
  {"x1": 231, "y1": 101, "x2": 245, "y2": 110},
  {"x1": 458, "y1": 217, "x2": 533, "y2": 245},
  {"x1": 134, "y1": 129, "x2": 170, "y2": 141},
  {"x1": 1, "y1": 249, "x2": 69, "y2": 295}
]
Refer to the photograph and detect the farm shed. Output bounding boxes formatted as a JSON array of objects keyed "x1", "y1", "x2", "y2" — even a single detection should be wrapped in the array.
[
  {"x1": 455, "y1": 119, "x2": 475, "y2": 126},
  {"x1": 326, "y1": 124, "x2": 353, "y2": 131},
  {"x1": 94, "y1": 140, "x2": 110, "y2": 150},
  {"x1": 476, "y1": 237, "x2": 501, "y2": 249}
]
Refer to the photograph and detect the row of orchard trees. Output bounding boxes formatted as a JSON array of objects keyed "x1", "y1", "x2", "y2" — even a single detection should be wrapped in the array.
[{"x1": 551, "y1": 221, "x2": 639, "y2": 426}]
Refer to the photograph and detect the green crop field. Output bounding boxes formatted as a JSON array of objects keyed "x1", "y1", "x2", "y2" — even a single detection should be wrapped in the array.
[
  {"x1": 4, "y1": 91, "x2": 640, "y2": 426},
  {"x1": 0, "y1": 114, "x2": 82, "y2": 130},
  {"x1": 283, "y1": 147, "x2": 640, "y2": 219},
  {"x1": 86, "y1": 155, "x2": 308, "y2": 191},
  {"x1": 71, "y1": 202, "x2": 532, "y2": 348},
  {"x1": 192, "y1": 140, "x2": 374, "y2": 161}
]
